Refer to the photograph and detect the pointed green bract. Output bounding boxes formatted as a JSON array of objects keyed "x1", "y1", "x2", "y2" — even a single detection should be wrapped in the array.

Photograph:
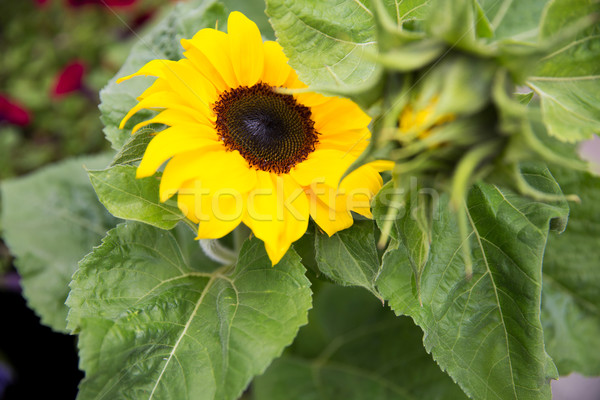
[
  {"x1": 68, "y1": 222, "x2": 312, "y2": 400},
  {"x1": 375, "y1": 164, "x2": 568, "y2": 400},
  {"x1": 0, "y1": 154, "x2": 117, "y2": 332},
  {"x1": 88, "y1": 165, "x2": 184, "y2": 230},
  {"x1": 542, "y1": 166, "x2": 600, "y2": 376},
  {"x1": 254, "y1": 284, "x2": 469, "y2": 400}
]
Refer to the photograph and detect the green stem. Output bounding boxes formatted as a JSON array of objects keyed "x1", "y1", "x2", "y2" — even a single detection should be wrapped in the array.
[
  {"x1": 183, "y1": 218, "x2": 239, "y2": 265},
  {"x1": 199, "y1": 240, "x2": 237, "y2": 266},
  {"x1": 450, "y1": 141, "x2": 499, "y2": 279}
]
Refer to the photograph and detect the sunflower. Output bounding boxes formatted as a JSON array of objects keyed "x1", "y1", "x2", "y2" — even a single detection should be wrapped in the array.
[{"x1": 118, "y1": 11, "x2": 385, "y2": 264}]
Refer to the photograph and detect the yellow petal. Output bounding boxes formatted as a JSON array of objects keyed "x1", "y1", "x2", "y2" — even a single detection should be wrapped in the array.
[
  {"x1": 136, "y1": 125, "x2": 219, "y2": 178},
  {"x1": 294, "y1": 91, "x2": 330, "y2": 108},
  {"x1": 181, "y1": 41, "x2": 228, "y2": 92},
  {"x1": 177, "y1": 180, "x2": 245, "y2": 236},
  {"x1": 196, "y1": 194, "x2": 244, "y2": 239},
  {"x1": 119, "y1": 91, "x2": 201, "y2": 129},
  {"x1": 228, "y1": 11, "x2": 264, "y2": 87},
  {"x1": 156, "y1": 60, "x2": 217, "y2": 112},
  {"x1": 290, "y1": 149, "x2": 353, "y2": 188},
  {"x1": 132, "y1": 109, "x2": 211, "y2": 134},
  {"x1": 177, "y1": 180, "x2": 245, "y2": 237},
  {"x1": 340, "y1": 166, "x2": 383, "y2": 218},
  {"x1": 284, "y1": 69, "x2": 306, "y2": 89},
  {"x1": 311, "y1": 97, "x2": 371, "y2": 134},
  {"x1": 368, "y1": 160, "x2": 395, "y2": 172},
  {"x1": 261, "y1": 41, "x2": 292, "y2": 87},
  {"x1": 243, "y1": 171, "x2": 281, "y2": 254},
  {"x1": 160, "y1": 149, "x2": 257, "y2": 202},
  {"x1": 137, "y1": 79, "x2": 171, "y2": 100},
  {"x1": 305, "y1": 164, "x2": 381, "y2": 216},
  {"x1": 278, "y1": 173, "x2": 310, "y2": 247},
  {"x1": 185, "y1": 28, "x2": 238, "y2": 89},
  {"x1": 243, "y1": 171, "x2": 309, "y2": 265},
  {"x1": 309, "y1": 195, "x2": 354, "y2": 237},
  {"x1": 116, "y1": 59, "x2": 177, "y2": 83},
  {"x1": 318, "y1": 128, "x2": 370, "y2": 155}
]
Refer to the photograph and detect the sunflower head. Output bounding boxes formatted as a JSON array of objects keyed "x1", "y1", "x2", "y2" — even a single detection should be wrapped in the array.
[{"x1": 117, "y1": 11, "x2": 384, "y2": 265}]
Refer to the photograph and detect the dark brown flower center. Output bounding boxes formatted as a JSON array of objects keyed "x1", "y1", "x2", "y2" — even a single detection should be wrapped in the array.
[{"x1": 213, "y1": 83, "x2": 319, "y2": 174}]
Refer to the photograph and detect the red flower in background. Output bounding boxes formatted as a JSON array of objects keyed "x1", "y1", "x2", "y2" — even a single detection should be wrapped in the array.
[
  {"x1": 0, "y1": 95, "x2": 31, "y2": 126},
  {"x1": 131, "y1": 8, "x2": 155, "y2": 30},
  {"x1": 65, "y1": 0, "x2": 138, "y2": 7},
  {"x1": 52, "y1": 60, "x2": 86, "y2": 97}
]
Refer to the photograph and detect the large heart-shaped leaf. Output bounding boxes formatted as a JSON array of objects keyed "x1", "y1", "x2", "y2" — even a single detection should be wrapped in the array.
[
  {"x1": 478, "y1": 0, "x2": 549, "y2": 42},
  {"x1": 375, "y1": 163, "x2": 568, "y2": 400},
  {"x1": 542, "y1": 166, "x2": 600, "y2": 376},
  {"x1": 266, "y1": 0, "x2": 384, "y2": 89},
  {"x1": 254, "y1": 284, "x2": 469, "y2": 400},
  {"x1": 527, "y1": 0, "x2": 600, "y2": 142},
  {"x1": 67, "y1": 222, "x2": 312, "y2": 400},
  {"x1": 0, "y1": 154, "x2": 117, "y2": 332}
]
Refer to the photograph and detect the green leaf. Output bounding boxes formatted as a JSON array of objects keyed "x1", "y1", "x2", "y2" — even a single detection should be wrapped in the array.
[
  {"x1": 541, "y1": 166, "x2": 600, "y2": 376},
  {"x1": 314, "y1": 221, "x2": 381, "y2": 298},
  {"x1": 88, "y1": 165, "x2": 184, "y2": 230},
  {"x1": 478, "y1": 0, "x2": 549, "y2": 42},
  {"x1": 100, "y1": 0, "x2": 227, "y2": 150},
  {"x1": 68, "y1": 222, "x2": 312, "y2": 400},
  {"x1": 370, "y1": 0, "x2": 432, "y2": 41},
  {"x1": 254, "y1": 284, "x2": 469, "y2": 400},
  {"x1": 527, "y1": 0, "x2": 600, "y2": 142},
  {"x1": 386, "y1": 0, "x2": 432, "y2": 23},
  {"x1": 0, "y1": 154, "x2": 117, "y2": 332},
  {"x1": 375, "y1": 164, "x2": 568, "y2": 400},
  {"x1": 110, "y1": 128, "x2": 155, "y2": 167},
  {"x1": 265, "y1": 0, "x2": 381, "y2": 89}
]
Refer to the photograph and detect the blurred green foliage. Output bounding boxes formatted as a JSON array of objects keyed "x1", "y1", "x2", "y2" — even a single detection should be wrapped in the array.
[
  {"x1": 0, "y1": 0, "x2": 171, "y2": 289},
  {"x1": 0, "y1": 0, "x2": 167, "y2": 179}
]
